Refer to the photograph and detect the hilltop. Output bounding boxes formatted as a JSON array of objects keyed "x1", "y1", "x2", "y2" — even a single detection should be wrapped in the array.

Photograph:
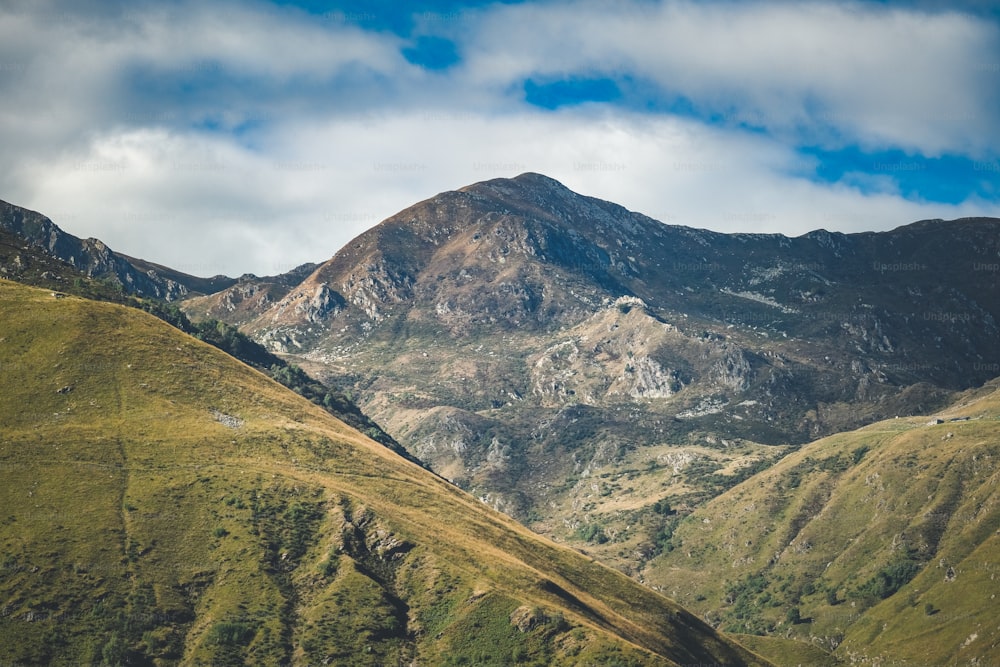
[
  {"x1": 0, "y1": 218, "x2": 405, "y2": 460},
  {"x1": 0, "y1": 280, "x2": 765, "y2": 666}
]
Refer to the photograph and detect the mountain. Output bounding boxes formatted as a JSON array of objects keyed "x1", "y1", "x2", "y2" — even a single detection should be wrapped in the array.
[
  {"x1": 643, "y1": 380, "x2": 1000, "y2": 667},
  {"x1": 0, "y1": 279, "x2": 766, "y2": 666},
  {"x1": 182, "y1": 173, "x2": 1000, "y2": 569},
  {"x1": 0, "y1": 199, "x2": 237, "y2": 300}
]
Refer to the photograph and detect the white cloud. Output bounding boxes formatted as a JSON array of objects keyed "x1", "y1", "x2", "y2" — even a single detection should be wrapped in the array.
[
  {"x1": 127, "y1": 2, "x2": 405, "y2": 81},
  {"x1": 454, "y1": 0, "x2": 1000, "y2": 156},
  {"x1": 0, "y1": 1, "x2": 410, "y2": 187}
]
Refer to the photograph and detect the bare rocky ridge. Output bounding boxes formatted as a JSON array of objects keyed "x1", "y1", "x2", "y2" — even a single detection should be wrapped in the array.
[
  {"x1": 180, "y1": 262, "x2": 320, "y2": 325},
  {"x1": 0, "y1": 199, "x2": 236, "y2": 300},
  {"x1": 179, "y1": 174, "x2": 1000, "y2": 575}
]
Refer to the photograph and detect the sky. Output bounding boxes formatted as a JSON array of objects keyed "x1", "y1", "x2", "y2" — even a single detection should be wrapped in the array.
[{"x1": 0, "y1": 0, "x2": 998, "y2": 278}]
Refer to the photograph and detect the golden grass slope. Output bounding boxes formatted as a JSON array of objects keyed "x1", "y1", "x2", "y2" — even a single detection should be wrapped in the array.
[
  {"x1": 645, "y1": 377, "x2": 1000, "y2": 666},
  {"x1": 0, "y1": 280, "x2": 766, "y2": 666}
]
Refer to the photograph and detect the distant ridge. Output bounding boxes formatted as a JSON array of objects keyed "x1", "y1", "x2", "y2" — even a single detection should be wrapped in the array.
[{"x1": 0, "y1": 198, "x2": 236, "y2": 300}]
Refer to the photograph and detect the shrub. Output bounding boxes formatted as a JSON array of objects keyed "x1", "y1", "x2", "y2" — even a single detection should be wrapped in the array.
[
  {"x1": 319, "y1": 556, "x2": 339, "y2": 578},
  {"x1": 652, "y1": 520, "x2": 679, "y2": 554},
  {"x1": 208, "y1": 621, "x2": 255, "y2": 646},
  {"x1": 574, "y1": 523, "x2": 609, "y2": 544},
  {"x1": 100, "y1": 632, "x2": 127, "y2": 665},
  {"x1": 850, "y1": 555, "x2": 922, "y2": 604},
  {"x1": 652, "y1": 498, "x2": 674, "y2": 516}
]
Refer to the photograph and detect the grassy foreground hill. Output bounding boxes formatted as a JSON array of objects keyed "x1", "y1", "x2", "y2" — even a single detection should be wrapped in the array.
[
  {"x1": 0, "y1": 223, "x2": 406, "y2": 462},
  {"x1": 644, "y1": 379, "x2": 1000, "y2": 666},
  {"x1": 0, "y1": 280, "x2": 766, "y2": 666}
]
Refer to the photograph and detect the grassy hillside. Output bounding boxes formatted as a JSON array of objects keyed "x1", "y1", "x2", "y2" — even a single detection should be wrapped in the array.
[
  {"x1": 0, "y1": 280, "x2": 766, "y2": 666},
  {"x1": 645, "y1": 378, "x2": 1000, "y2": 666},
  {"x1": 0, "y1": 227, "x2": 405, "y2": 459}
]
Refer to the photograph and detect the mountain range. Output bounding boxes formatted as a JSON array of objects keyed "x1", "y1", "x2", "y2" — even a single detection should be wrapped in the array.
[
  {"x1": 2, "y1": 174, "x2": 998, "y2": 665},
  {"x1": 180, "y1": 174, "x2": 999, "y2": 553}
]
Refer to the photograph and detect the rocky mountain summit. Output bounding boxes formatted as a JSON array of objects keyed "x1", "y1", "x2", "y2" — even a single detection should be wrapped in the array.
[{"x1": 183, "y1": 173, "x2": 1000, "y2": 569}]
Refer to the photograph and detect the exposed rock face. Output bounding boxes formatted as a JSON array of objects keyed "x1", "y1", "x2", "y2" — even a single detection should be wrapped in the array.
[
  {"x1": 177, "y1": 174, "x2": 1000, "y2": 562},
  {"x1": 340, "y1": 263, "x2": 410, "y2": 322},
  {"x1": 181, "y1": 263, "x2": 320, "y2": 333},
  {"x1": 712, "y1": 347, "x2": 754, "y2": 393},
  {"x1": 624, "y1": 356, "x2": 681, "y2": 399},
  {"x1": 220, "y1": 282, "x2": 272, "y2": 313}
]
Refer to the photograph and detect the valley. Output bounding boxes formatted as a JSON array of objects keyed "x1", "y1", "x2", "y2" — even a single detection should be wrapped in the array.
[{"x1": 0, "y1": 280, "x2": 763, "y2": 665}]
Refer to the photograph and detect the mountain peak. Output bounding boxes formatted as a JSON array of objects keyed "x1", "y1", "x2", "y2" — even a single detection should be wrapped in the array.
[
  {"x1": 462, "y1": 171, "x2": 567, "y2": 192},
  {"x1": 510, "y1": 171, "x2": 570, "y2": 189},
  {"x1": 459, "y1": 172, "x2": 577, "y2": 205}
]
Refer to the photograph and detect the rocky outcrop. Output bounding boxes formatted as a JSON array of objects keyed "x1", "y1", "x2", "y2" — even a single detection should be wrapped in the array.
[
  {"x1": 295, "y1": 283, "x2": 345, "y2": 324},
  {"x1": 623, "y1": 355, "x2": 682, "y2": 399},
  {"x1": 712, "y1": 347, "x2": 754, "y2": 393}
]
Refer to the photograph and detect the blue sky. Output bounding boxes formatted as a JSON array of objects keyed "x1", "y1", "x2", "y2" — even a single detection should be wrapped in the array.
[{"x1": 0, "y1": 0, "x2": 997, "y2": 276}]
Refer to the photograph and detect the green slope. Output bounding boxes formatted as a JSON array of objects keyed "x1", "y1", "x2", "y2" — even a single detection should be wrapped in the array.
[
  {"x1": 0, "y1": 226, "x2": 406, "y2": 460},
  {"x1": 0, "y1": 280, "x2": 766, "y2": 666},
  {"x1": 645, "y1": 379, "x2": 1000, "y2": 666}
]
